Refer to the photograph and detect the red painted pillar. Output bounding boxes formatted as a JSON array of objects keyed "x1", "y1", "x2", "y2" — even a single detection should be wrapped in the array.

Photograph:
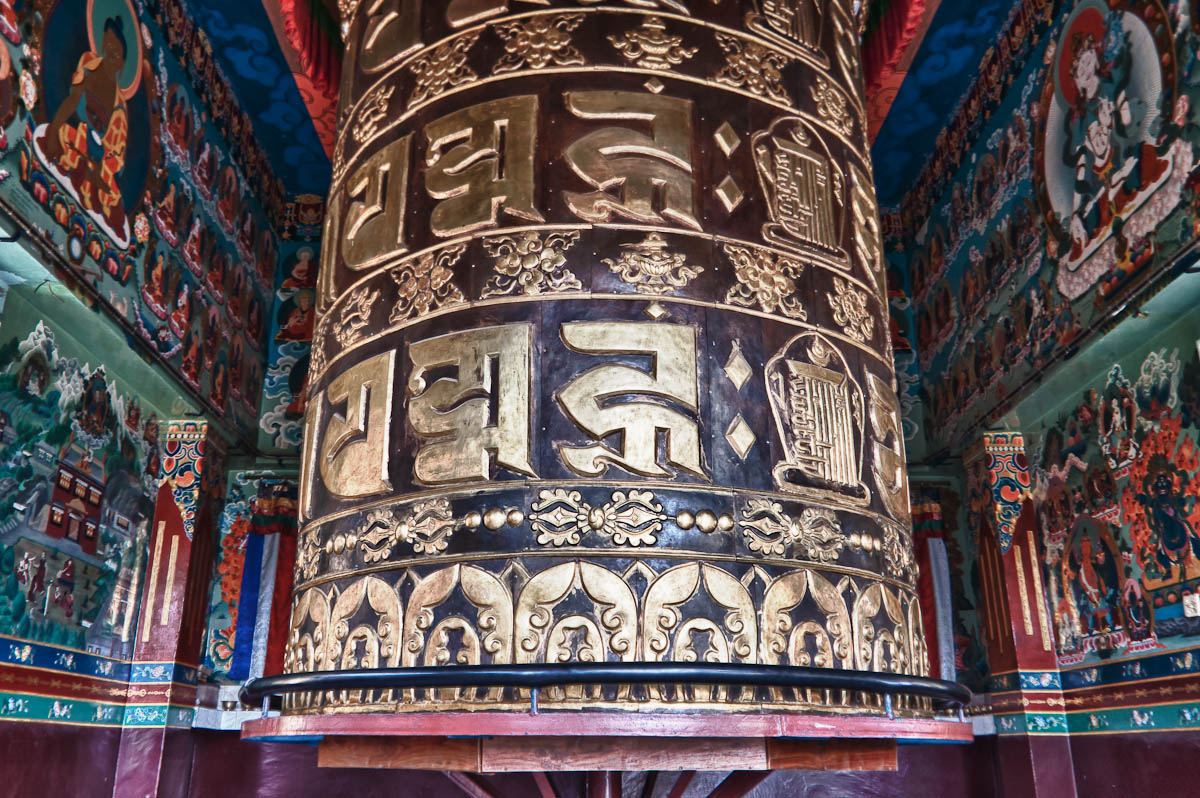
[
  {"x1": 113, "y1": 421, "x2": 226, "y2": 798},
  {"x1": 965, "y1": 432, "x2": 1076, "y2": 798}
]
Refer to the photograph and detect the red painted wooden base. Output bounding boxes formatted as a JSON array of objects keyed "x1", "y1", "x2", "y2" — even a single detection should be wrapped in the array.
[{"x1": 242, "y1": 711, "x2": 972, "y2": 743}]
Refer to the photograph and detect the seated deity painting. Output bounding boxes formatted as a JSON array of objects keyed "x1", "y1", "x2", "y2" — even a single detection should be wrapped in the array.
[
  {"x1": 1038, "y1": 0, "x2": 1177, "y2": 300},
  {"x1": 33, "y1": 0, "x2": 146, "y2": 249}
]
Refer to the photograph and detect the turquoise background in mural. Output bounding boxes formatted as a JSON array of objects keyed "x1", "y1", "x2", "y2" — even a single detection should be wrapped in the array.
[
  {"x1": 0, "y1": 275, "x2": 192, "y2": 660},
  {"x1": 901, "y1": 0, "x2": 1200, "y2": 457},
  {"x1": 0, "y1": 0, "x2": 284, "y2": 445}
]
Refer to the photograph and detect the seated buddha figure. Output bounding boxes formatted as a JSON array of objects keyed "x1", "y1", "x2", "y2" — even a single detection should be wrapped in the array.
[
  {"x1": 152, "y1": 181, "x2": 181, "y2": 245},
  {"x1": 38, "y1": 16, "x2": 130, "y2": 242}
]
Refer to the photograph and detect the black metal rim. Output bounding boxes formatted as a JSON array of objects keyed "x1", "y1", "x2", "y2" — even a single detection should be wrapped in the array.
[{"x1": 240, "y1": 662, "x2": 972, "y2": 710}]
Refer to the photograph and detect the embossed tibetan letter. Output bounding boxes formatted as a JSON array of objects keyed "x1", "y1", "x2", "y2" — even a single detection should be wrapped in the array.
[
  {"x1": 342, "y1": 134, "x2": 412, "y2": 271},
  {"x1": 563, "y1": 91, "x2": 700, "y2": 230},
  {"x1": 356, "y1": 0, "x2": 422, "y2": 73},
  {"x1": 319, "y1": 350, "x2": 396, "y2": 499},
  {"x1": 424, "y1": 96, "x2": 544, "y2": 237},
  {"x1": 556, "y1": 322, "x2": 703, "y2": 478},
  {"x1": 408, "y1": 324, "x2": 536, "y2": 484}
]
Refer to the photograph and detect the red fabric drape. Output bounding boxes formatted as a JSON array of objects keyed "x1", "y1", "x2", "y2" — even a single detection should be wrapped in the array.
[
  {"x1": 264, "y1": 528, "x2": 296, "y2": 677},
  {"x1": 279, "y1": 0, "x2": 341, "y2": 96},
  {"x1": 862, "y1": 0, "x2": 929, "y2": 97},
  {"x1": 250, "y1": 483, "x2": 299, "y2": 677}
]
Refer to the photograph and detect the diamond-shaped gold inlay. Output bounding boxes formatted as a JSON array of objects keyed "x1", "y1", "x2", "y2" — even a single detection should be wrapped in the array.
[
  {"x1": 714, "y1": 121, "x2": 741, "y2": 157},
  {"x1": 715, "y1": 175, "x2": 743, "y2": 213},
  {"x1": 723, "y1": 342, "x2": 752, "y2": 390},
  {"x1": 644, "y1": 301, "x2": 670, "y2": 320},
  {"x1": 644, "y1": 77, "x2": 665, "y2": 94},
  {"x1": 725, "y1": 415, "x2": 756, "y2": 460}
]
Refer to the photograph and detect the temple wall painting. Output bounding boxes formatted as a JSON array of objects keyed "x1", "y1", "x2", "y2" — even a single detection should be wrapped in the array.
[
  {"x1": 257, "y1": 239, "x2": 317, "y2": 454},
  {"x1": 1017, "y1": 288, "x2": 1200, "y2": 672},
  {"x1": 0, "y1": 280, "x2": 191, "y2": 661},
  {"x1": 0, "y1": 0, "x2": 287, "y2": 443},
  {"x1": 898, "y1": 0, "x2": 1200, "y2": 454}
]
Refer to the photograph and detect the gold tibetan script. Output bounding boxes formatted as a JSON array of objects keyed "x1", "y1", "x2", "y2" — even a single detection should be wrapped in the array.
[
  {"x1": 407, "y1": 324, "x2": 536, "y2": 484},
  {"x1": 318, "y1": 350, "x2": 395, "y2": 499},
  {"x1": 556, "y1": 322, "x2": 703, "y2": 478},
  {"x1": 354, "y1": 0, "x2": 423, "y2": 73},
  {"x1": 563, "y1": 91, "x2": 700, "y2": 230},
  {"x1": 343, "y1": 135, "x2": 411, "y2": 270},
  {"x1": 425, "y1": 95, "x2": 544, "y2": 237}
]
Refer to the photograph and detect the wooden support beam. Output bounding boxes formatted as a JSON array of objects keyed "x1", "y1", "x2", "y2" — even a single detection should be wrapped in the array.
[
  {"x1": 444, "y1": 772, "x2": 500, "y2": 798},
  {"x1": 640, "y1": 772, "x2": 660, "y2": 798},
  {"x1": 766, "y1": 739, "x2": 897, "y2": 771},
  {"x1": 249, "y1": 711, "x2": 972, "y2": 743},
  {"x1": 533, "y1": 772, "x2": 558, "y2": 798},
  {"x1": 318, "y1": 736, "x2": 480, "y2": 771},
  {"x1": 666, "y1": 772, "x2": 695, "y2": 798},
  {"x1": 705, "y1": 772, "x2": 770, "y2": 798},
  {"x1": 481, "y1": 738, "x2": 764, "y2": 773},
  {"x1": 315, "y1": 736, "x2": 900, "y2": 774}
]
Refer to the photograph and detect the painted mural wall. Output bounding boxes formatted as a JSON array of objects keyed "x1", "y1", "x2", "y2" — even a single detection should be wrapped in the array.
[
  {"x1": 1021, "y1": 303, "x2": 1200, "y2": 673},
  {"x1": 258, "y1": 231, "x2": 319, "y2": 454},
  {"x1": 0, "y1": 281, "x2": 190, "y2": 661},
  {"x1": 900, "y1": 0, "x2": 1200, "y2": 453},
  {"x1": 0, "y1": 0, "x2": 284, "y2": 441}
]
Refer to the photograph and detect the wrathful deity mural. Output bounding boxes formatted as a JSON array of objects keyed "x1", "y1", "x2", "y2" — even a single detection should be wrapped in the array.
[
  {"x1": 0, "y1": 0, "x2": 285, "y2": 440},
  {"x1": 897, "y1": 0, "x2": 1200, "y2": 451},
  {"x1": 1027, "y1": 338, "x2": 1200, "y2": 667}
]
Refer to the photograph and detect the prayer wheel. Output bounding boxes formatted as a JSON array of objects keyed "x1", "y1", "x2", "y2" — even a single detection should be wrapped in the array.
[{"x1": 288, "y1": 0, "x2": 927, "y2": 716}]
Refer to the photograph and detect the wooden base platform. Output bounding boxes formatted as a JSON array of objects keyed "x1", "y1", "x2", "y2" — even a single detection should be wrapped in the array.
[{"x1": 241, "y1": 712, "x2": 972, "y2": 772}]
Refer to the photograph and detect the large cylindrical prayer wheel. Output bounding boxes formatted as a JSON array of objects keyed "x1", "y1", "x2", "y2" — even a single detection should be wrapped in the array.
[{"x1": 290, "y1": 0, "x2": 926, "y2": 715}]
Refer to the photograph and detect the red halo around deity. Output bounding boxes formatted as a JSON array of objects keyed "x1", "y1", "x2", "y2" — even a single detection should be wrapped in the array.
[{"x1": 1058, "y1": 5, "x2": 1108, "y2": 109}]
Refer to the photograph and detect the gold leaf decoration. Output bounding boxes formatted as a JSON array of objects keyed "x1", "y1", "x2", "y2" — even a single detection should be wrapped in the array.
[
  {"x1": 604, "y1": 233, "x2": 702, "y2": 294},
  {"x1": 811, "y1": 77, "x2": 853, "y2": 138},
  {"x1": 827, "y1": 277, "x2": 873, "y2": 342},
  {"x1": 409, "y1": 32, "x2": 481, "y2": 106},
  {"x1": 530, "y1": 488, "x2": 668, "y2": 547},
  {"x1": 714, "y1": 34, "x2": 792, "y2": 104},
  {"x1": 389, "y1": 244, "x2": 467, "y2": 323},
  {"x1": 333, "y1": 286, "x2": 378, "y2": 347},
  {"x1": 722, "y1": 243, "x2": 806, "y2": 319},
  {"x1": 351, "y1": 84, "x2": 395, "y2": 144},
  {"x1": 608, "y1": 16, "x2": 697, "y2": 70},
  {"x1": 481, "y1": 230, "x2": 582, "y2": 297},
  {"x1": 738, "y1": 498, "x2": 876, "y2": 561},
  {"x1": 493, "y1": 15, "x2": 585, "y2": 73},
  {"x1": 356, "y1": 501, "x2": 458, "y2": 558}
]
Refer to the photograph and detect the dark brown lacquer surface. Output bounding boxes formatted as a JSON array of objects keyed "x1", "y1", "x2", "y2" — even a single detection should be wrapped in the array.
[{"x1": 290, "y1": 0, "x2": 925, "y2": 715}]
